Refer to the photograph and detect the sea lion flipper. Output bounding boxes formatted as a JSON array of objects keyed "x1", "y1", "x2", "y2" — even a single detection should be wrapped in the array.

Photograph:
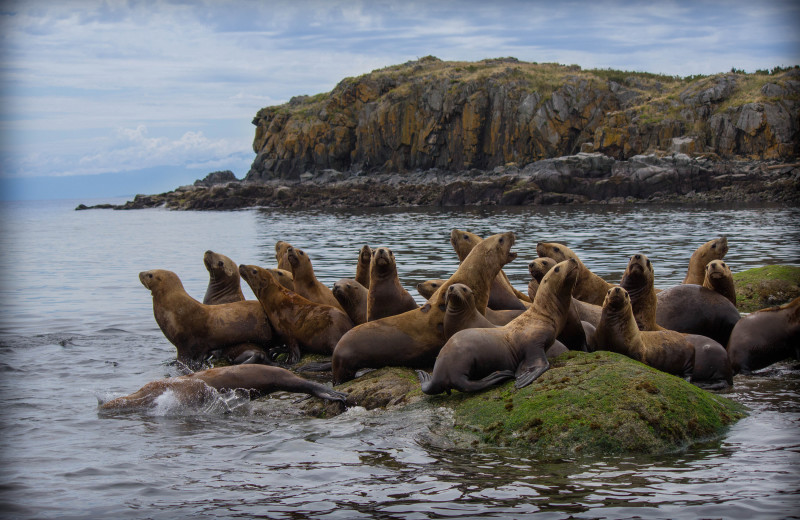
[
  {"x1": 415, "y1": 370, "x2": 432, "y2": 383},
  {"x1": 514, "y1": 358, "x2": 550, "y2": 389},
  {"x1": 285, "y1": 339, "x2": 302, "y2": 365}
]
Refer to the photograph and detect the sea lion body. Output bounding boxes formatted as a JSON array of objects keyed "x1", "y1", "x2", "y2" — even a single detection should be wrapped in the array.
[
  {"x1": 703, "y1": 260, "x2": 736, "y2": 306},
  {"x1": 683, "y1": 237, "x2": 728, "y2": 285},
  {"x1": 366, "y1": 247, "x2": 418, "y2": 321},
  {"x1": 240, "y1": 265, "x2": 353, "y2": 364},
  {"x1": 727, "y1": 297, "x2": 800, "y2": 374},
  {"x1": 656, "y1": 284, "x2": 741, "y2": 345},
  {"x1": 333, "y1": 278, "x2": 368, "y2": 325},
  {"x1": 100, "y1": 365, "x2": 346, "y2": 411},
  {"x1": 355, "y1": 245, "x2": 372, "y2": 289},
  {"x1": 528, "y1": 260, "x2": 589, "y2": 351},
  {"x1": 536, "y1": 242, "x2": 612, "y2": 306},
  {"x1": 619, "y1": 253, "x2": 662, "y2": 331},
  {"x1": 332, "y1": 232, "x2": 518, "y2": 384},
  {"x1": 140, "y1": 269, "x2": 273, "y2": 367},
  {"x1": 442, "y1": 283, "x2": 495, "y2": 340},
  {"x1": 417, "y1": 258, "x2": 579, "y2": 394},
  {"x1": 202, "y1": 250, "x2": 245, "y2": 305},
  {"x1": 286, "y1": 246, "x2": 344, "y2": 312}
]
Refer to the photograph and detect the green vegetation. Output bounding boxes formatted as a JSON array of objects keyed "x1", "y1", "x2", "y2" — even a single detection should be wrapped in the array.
[{"x1": 733, "y1": 265, "x2": 800, "y2": 312}]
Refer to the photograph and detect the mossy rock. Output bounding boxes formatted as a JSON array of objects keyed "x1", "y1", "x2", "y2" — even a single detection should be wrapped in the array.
[
  {"x1": 734, "y1": 265, "x2": 800, "y2": 312},
  {"x1": 423, "y1": 351, "x2": 745, "y2": 457}
]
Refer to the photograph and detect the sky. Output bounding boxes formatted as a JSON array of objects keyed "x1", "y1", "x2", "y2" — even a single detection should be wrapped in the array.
[{"x1": 1, "y1": 0, "x2": 798, "y2": 201}]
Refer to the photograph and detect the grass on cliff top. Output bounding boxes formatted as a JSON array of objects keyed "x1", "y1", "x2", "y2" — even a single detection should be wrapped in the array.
[
  {"x1": 733, "y1": 265, "x2": 800, "y2": 312},
  {"x1": 430, "y1": 351, "x2": 745, "y2": 458}
]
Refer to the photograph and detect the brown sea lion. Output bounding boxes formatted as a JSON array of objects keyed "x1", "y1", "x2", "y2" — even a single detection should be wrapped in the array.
[
  {"x1": 416, "y1": 258, "x2": 579, "y2": 394},
  {"x1": 417, "y1": 279, "x2": 446, "y2": 300},
  {"x1": 275, "y1": 241, "x2": 294, "y2": 271},
  {"x1": 451, "y1": 229, "x2": 529, "y2": 309},
  {"x1": 140, "y1": 269, "x2": 272, "y2": 367},
  {"x1": 99, "y1": 365, "x2": 346, "y2": 411},
  {"x1": 683, "y1": 236, "x2": 728, "y2": 285},
  {"x1": 528, "y1": 257, "x2": 589, "y2": 351},
  {"x1": 442, "y1": 283, "x2": 495, "y2": 340},
  {"x1": 536, "y1": 242, "x2": 613, "y2": 306},
  {"x1": 703, "y1": 260, "x2": 736, "y2": 307},
  {"x1": 727, "y1": 297, "x2": 800, "y2": 374},
  {"x1": 367, "y1": 247, "x2": 419, "y2": 321},
  {"x1": 656, "y1": 284, "x2": 740, "y2": 345},
  {"x1": 333, "y1": 278, "x2": 368, "y2": 325},
  {"x1": 240, "y1": 265, "x2": 353, "y2": 365},
  {"x1": 286, "y1": 246, "x2": 345, "y2": 312},
  {"x1": 619, "y1": 253, "x2": 663, "y2": 331},
  {"x1": 267, "y1": 268, "x2": 295, "y2": 292},
  {"x1": 355, "y1": 245, "x2": 372, "y2": 289},
  {"x1": 202, "y1": 250, "x2": 245, "y2": 305},
  {"x1": 592, "y1": 286, "x2": 732, "y2": 387},
  {"x1": 332, "y1": 232, "x2": 518, "y2": 384}
]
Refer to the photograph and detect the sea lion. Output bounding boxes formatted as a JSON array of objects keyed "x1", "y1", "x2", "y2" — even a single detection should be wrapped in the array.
[
  {"x1": 240, "y1": 265, "x2": 353, "y2": 365},
  {"x1": 546, "y1": 340, "x2": 570, "y2": 359},
  {"x1": 418, "y1": 279, "x2": 446, "y2": 300},
  {"x1": 528, "y1": 257, "x2": 589, "y2": 351},
  {"x1": 536, "y1": 242, "x2": 613, "y2": 306},
  {"x1": 367, "y1": 247, "x2": 419, "y2": 321},
  {"x1": 619, "y1": 253, "x2": 662, "y2": 331},
  {"x1": 332, "y1": 232, "x2": 518, "y2": 384},
  {"x1": 99, "y1": 364, "x2": 346, "y2": 411},
  {"x1": 333, "y1": 278, "x2": 368, "y2": 325},
  {"x1": 727, "y1": 297, "x2": 800, "y2": 374},
  {"x1": 140, "y1": 269, "x2": 272, "y2": 367},
  {"x1": 416, "y1": 258, "x2": 579, "y2": 394},
  {"x1": 275, "y1": 241, "x2": 294, "y2": 271},
  {"x1": 683, "y1": 236, "x2": 728, "y2": 285},
  {"x1": 442, "y1": 283, "x2": 495, "y2": 340},
  {"x1": 202, "y1": 250, "x2": 245, "y2": 305},
  {"x1": 703, "y1": 260, "x2": 736, "y2": 307},
  {"x1": 267, "y1": 268, "x2": 295, "y2": 292},
  {"x1": 355, "y1": 245, "x2": 372, "y2": 289},
  {"x1": 286, "y1": 246, "x2": 345, "y2": 312},
  {"x1": 451, "y1": 229, "x2": 529, "y2": 309},
  {"x1": 591, "y1": 286, "x2": 732, "y2": 387},
  {"x1": 656, "y1": 284, "x2": 741, "y2": 345}
]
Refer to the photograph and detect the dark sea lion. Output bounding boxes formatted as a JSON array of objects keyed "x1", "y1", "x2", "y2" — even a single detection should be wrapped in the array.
[
  {"x1": 546, "y1": 340, "x2": 570, "y2": 359},
  {"x1": 727, "y1": 297, "x2": 800, "y2": 374},
  {"x1": 485, "y1": 308, "x2": 525, "y2": 326},
  {"x1": 140, "y1": 269, "x2": 272, "y2": 367},
  {"x1": 451, "y1": 229, "x2": 529, "y2": 309},
  {"x1": 240, "y1": 265, "x2": 353, "y2": 364},
  {"x1": 619, "y1": 253, "x2": 662, "y2": 331},
  {"x1": 355, "y1": 245, "x2": 372, "y2": 289},
  {"x1": 332, "y1": 232, "x2": 518, "y2": 384},
  {"x1": 417, "y1": 279, "x2": 446, "y2": 300},
  {"x1": 99, "y1": 365, "x2": 346, "y2": 411},
  {"x1": 592, "y1": 286, "x2": 732, "y2": 387},
  {"x1": 703, "y1": 260, "x2": 736, "y2": 307},
  {"x1": 286, "y1": 246, "x2": 345, "y2": 312},
  {"x1": 683, "y1": 236, "x2": 728, "y2": 285},
  {"x1": 656, "y1": 284, "x2": 741, "y2": 345},
  {"x1": 202, "y1": 250, "x2": 245, "y2": 305},
  {"x1": 416, "y1": 258, "x2": 579, "y2": 394},
  {"x1": 442, "y1": 283, "x2": 495, "y2": 340},
  {"x1": 275, "y1": 240, "x2": 294, "y2": 271},
  {"x1": 267, "y1": 267, "x2": 295, "y2": 292},
  {"x1": 367, "y1": 247, "x2": 419, "y2": 321},
  {"x1": 536, "y1": 242, "x2": 612, "y2": 306},
  {"x1": 333, "y1": 278, "x2": 368, "y2": 325}
]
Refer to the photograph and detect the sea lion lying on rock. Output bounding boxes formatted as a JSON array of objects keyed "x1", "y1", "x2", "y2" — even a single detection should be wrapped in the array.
[
  {"x1": 286, "y1": 246, "x2": 345, "y2": 312},
  {"x1": 656, "y1": 284, "x2": 740, "y2": 345},
  {"x1": 333, "y1": 278, "x2": 368, "y2": 325},
  {"x1": 683, "y1": 236, "x2": 728, "y2": 285},
  {"x1": 202, "y1": 250, "x2": 245, "y2": 305},
  {"x1": 442, "y1": 283, "x2": 495, "y2": 340},
  {"x1": 619, "y1": 253, "x2": 662, "y2": 331},
  {"x1": 536, "y1": 242, "x2": 613, "y2": 306},
  {"x1": 727, "y1": 297, "x2": 800, "y2": 374},
  {"x1": 99, "y1": 365, "x2": 346, "y2": 411}
]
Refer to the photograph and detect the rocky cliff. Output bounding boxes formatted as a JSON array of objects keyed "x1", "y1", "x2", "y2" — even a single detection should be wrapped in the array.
[{"x1": 247, "y1": 56, "x2": 800, "y2": 182}]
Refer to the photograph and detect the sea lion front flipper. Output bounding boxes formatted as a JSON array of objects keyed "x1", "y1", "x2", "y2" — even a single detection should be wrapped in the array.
[
  {"x1": 514, "y1": 350, "x2": 550, "y2": 389},
  {"x1": 284, "y1": 339, "x2": 302, "y2": 365},
  {"x1": 415, "y1": 370, "x2": 432, "y2": 383}
]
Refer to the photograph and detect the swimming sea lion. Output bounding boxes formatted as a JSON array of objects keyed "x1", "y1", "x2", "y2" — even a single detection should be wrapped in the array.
[
  {"x1": 442, "y1": 283, "x2": 495, "y2": 340},
  {"x1": 417, "y1": 279, "x2": 446, "y2": 300},
  {"x1": 683, "y1": 236, "x2": 728, "y2": 285},
  {"x1": 240, "y1": 265, "x2": 353, "y2": 365},
  {"x1": 140, "y1": 269, "x2": 272, "y2": 367},
  {"x1": 332, "y1": 232, "x2": 518, "y2": 384},
  {"x1": 286, "y1": 246, "x2": 345, "y2": 312},
  {"x1": 656, "y1": 284, "x2": 740, "y2": 345},
  {"x1": 619, "y1": 253, "x2": 662, "y2": 331},
  {"x1": 99, "y1": 364, "x2": 347, "y2": 411},
  {"x1": 355, "y1": 245, "x2": 372, "y2": 289},
  {"x1": 536, "y1": 242, "x2": 612, "y2": 306},
  {"x1": 333, "y1": 278, "x2": 368, "y2": 325},
  {"x1": 727, "y1": 297, "x2": 800, "y2": 374},
  {"x1": 367, "y1": 247, "x2": 419, "y2": 321},
  {"x1": 275, "y1": 241, "x2": 294, "y2": 271},
  {"x1": 416, "y1": 258, "x2": 579, "y2": 394},
  {"x1": 703, "y1": 260, "x2": 736, "y2": 307},
  {"x1": 451, "y1": 229, "x2": 529, "y2": 309},
  {"x1": 202, "y1": 250, "x2": 245, "y2": 305}
]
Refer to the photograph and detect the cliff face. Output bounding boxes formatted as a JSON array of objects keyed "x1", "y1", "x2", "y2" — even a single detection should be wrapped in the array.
[{"x1": 247, "y1": 57, "x2": 799, "y2": 181}]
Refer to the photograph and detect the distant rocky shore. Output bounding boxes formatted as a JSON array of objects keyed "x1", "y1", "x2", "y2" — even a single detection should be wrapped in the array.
[{"x1": 77, "y1": 153, "x2": 800, "y2": 211}]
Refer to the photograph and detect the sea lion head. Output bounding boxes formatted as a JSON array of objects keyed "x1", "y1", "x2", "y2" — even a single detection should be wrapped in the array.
[
  {"x1": 528, "y1": 257, "x2": 556, "y2": 282},
  {"x1": 239, "y1": 264, "x2": 276, "y2": 296},
  {"x1": 359, "y1": 245, "x2": 372, "y2": 264},
  {"x1": 417, "y1": 279, "x2": 444, "y2": 300},
  {"x1": 267, "y1": 268, "x2": 295, "y2": 291},
  {"x1": 333, "y1": 278, "x2": 364, "y2": 304},
  {"x1": 536, "y1": 242, "x2": 576, "y2": 263},
  {"x1": 203, "y1": 250, "x2": 237, "y2": 280},
  {"x1": 536, "y1": 258, "x2": 579, "y2": 308},
  {"x1": 490, "y1": 231, "x2": 517, "y2": 265},
  {"x1": 621, "y1": 253, "x2": 654, "y2": 289},
  {"x1": 445, "y1": 283, "x2": 475, "y2": 314},
  {"x1": 139, "y1": 269, "x2": 181, "y2": 292},
  {"x1": 285, "y1": 246, "x2": 310, "y2": 271},
  {"x1": 705, "y1": 259, "x2": 730, "y2": 281},
  {"x1": 694, "y1": 236, "x2": 728, "y2": 267},
  {"x1": 450, "y1": 229, "x2": 482, "y2": 262},
  {"x1": 371, "y1": 247, "x2": 396, "y2": 274},
  {"x1": 602, "y1": 285, "x2": 631, "y2": 313}
]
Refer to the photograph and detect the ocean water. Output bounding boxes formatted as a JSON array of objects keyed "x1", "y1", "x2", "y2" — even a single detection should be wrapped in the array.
[{"x1": 0, "y1": 198, "x2": 798, "y2": 519}]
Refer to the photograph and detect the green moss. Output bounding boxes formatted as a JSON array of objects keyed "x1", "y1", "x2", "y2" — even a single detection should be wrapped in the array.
[{"x1": 733, "y1": 265, "x2": 800, "y2": 312}]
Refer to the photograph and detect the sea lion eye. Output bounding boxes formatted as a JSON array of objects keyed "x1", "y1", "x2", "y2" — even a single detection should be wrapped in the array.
[
  {"x1": 148, "y1": 273, "x2": 153, "y2": 278},
  {"x1": 499, "y1": 238, "x2": 504, "y2": 244},
  {"x1": 554, "y1": 266, "x2": 560, "y2": 272},
  {"x1": 711, "y1": 244, "x2": 716, "y2": 249},
  {"x1": 463, "y1": 234, "x2": 469, "y2": 240},
  {"x1": 721, "y1": 262, "x2": 726, "y2": 268},
  {"x1": 554, "y1": 247, "x2": 560, "y2": 253},
  {"x1": 218, "y1": 261, "x2": 224, "y2": 267}
]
